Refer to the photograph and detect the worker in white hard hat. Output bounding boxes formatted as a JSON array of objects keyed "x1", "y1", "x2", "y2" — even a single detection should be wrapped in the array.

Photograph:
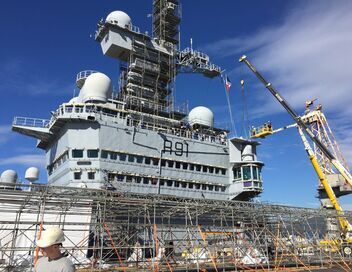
[{"x1": 35, "y1": 227, "x2": 75, "y2": 272}]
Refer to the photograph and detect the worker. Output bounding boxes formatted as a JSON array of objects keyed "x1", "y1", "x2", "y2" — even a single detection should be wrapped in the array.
[{"x1": 35, "y1": 227, "x2": 75, "y2": 272}]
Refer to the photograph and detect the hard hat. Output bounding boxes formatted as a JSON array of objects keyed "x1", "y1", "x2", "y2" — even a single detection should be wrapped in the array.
[{"x1": 36, "y1": 227, "x2": 65, "y2": 248}]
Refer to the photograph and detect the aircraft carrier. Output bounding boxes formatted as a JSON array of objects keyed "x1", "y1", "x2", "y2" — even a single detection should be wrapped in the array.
[
  {"x1": 1, "y1": 1, "x2": 351, "y2": 271},
  {"x1": 11, "y1": 0, "x2": 264, "y2": 202}
]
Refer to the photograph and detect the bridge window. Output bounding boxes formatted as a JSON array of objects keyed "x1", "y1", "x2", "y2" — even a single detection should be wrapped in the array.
[
  {"x1": 221, "y1": 169, "x2": 226, "y2": 175},
  {"x1": 87, "y1": 149, "x2": 98, "y2": 158},
  {"x1": 243, "y1": 166, "x2": 252, "y2": 181},
  {"x1": 145, "y1": 157, "x2": 151, "y2": 165},
  {"x1": 128, "y1": 155, "x2": 135, "y2": 163},
  {"x1": 252, "y1": 166, "x2": 258, "y2": 180},
  {"x1": 175, "y1": 162, "x2": 181, "y2": 169},
  {"x1": 119, "y1": 153, "x2": 126, "y2": 161},
  {"x1": 233, "y1": 167, "x2": 241, "y2": 180},
  {"x1": 143, "y1": 178, "x2": 149, "y2": 185},
  {"x1": 101, "y1": 150, "x2": 108, "y2": 159},
  {"x1": 168, "y1": 161, "x2": 174, "y2": 167},
  {"x1": 167, "y1": 180, "x2": 173, "y2": 187},
  {"x1": 189, "y1": 164, "x2": 195, "y2": 171},
  {"x1": 117, "y1": 175, "x2": 124, "y2": 182},
  {"x1": 88, "y1": 172, "x2": 95, "y2": 180},
  {"x1": 182, "y1": 163, "x2": 188, "y2": 170},
  {"x1": 110, "y1": 152, "x2": 118, "y2": 160},
  {"x1": 152, "y1": 158, "x2": 159, "y2": 166},
  {"x1": 136, "y1": 156, "x2": 143, "y2": 163},
  {"x1": 72, "y1": 149, "x2": 83, "y2": 158},
  {"x1": 174, "y1": 181, "x2": 180, "y2": 187},
  {"x1": 181, "y1": 182, "x2": 187, "y2": 188},
  {"x1": 203, "y1": 166, "x2": 208, "y2": 173}
]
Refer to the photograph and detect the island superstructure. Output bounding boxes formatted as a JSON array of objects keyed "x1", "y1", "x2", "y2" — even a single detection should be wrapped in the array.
[{"x1": 12, "y1": 0, "x2": 264, "y2": 201}]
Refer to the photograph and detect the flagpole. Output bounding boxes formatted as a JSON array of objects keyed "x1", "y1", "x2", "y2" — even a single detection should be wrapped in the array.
[{"x1": 222, "y1": 74, "x2": 237, "y2": 136}]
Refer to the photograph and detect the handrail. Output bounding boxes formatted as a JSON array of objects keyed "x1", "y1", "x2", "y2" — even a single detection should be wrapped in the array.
[{"x1": 13, "y1": 117, "x2": 50, "y2": 128}]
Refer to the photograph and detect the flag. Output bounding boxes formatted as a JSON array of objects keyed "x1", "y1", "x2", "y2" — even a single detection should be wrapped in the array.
[{"x1": 224, "y1": 75, "x2": 231, "y2": 91}]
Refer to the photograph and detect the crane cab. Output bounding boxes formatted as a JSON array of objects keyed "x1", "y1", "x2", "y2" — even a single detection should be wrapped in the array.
[{"x1": 250, "y1": 122, "x2": 273, "y2": 139}]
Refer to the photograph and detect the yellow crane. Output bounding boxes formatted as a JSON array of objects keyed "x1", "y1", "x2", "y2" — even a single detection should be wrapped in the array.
[
  {"x1": 240, "y1": 55, "x2": 352, "y2": 254},
  {"x1": 239, "y1": 55, "x2": 352, "y2": 189}
]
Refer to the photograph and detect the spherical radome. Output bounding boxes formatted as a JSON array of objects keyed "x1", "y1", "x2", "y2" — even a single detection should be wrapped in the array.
[
  {"x1": 25, "y1": 167, "x2": 40, "y2": 182},
  {"x1": 79, "y1": 72, "x2": 112, "y2": 103},
  {"x1": 1, "y1": 170, "x2": 18, "y2": 184},
  {"x1": 188, "y1": 106, "x2": 214, "y2": 127},
  {"x1": 106, "y1": 11, "x2": 132, "y2": 28}
]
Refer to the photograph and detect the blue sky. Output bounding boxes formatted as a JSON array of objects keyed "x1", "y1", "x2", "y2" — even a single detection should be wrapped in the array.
[{"x1": 0, "y1": 0, "x2": 351, "y2": 209}]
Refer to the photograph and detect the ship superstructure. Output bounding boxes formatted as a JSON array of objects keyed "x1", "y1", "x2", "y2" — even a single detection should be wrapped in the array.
[{"x1": 12, "y1": 0, "x2": 264, "y2": 201}]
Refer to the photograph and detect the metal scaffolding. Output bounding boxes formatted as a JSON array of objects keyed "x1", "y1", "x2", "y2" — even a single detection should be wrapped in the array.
[{"x1": 0, "y1": 184, "x2": 351, "y2": 271}]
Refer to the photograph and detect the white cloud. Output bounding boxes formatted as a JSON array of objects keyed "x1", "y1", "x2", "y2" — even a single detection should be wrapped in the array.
[
  {"x1": 203, "y1": 0, "x2": 352, "y2": 166},
  {"x1": 0, "y1": 154, "x2": 45, "y2": 167},
  {"x1": 0, "y1": 125, "x2": 11, "y2": 145}
]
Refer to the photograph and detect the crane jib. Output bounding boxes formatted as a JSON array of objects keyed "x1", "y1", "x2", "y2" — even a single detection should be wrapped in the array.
[{"x1": 240, "y1": 55, "x2": 337, "y2": 162}]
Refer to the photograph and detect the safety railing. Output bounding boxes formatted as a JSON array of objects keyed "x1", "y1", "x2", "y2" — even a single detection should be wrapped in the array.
[{"x1": 13, "y1": 117, "x2": 50, "y2": 128}]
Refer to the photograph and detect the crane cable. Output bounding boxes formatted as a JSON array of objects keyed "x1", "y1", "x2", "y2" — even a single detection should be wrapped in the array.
[{"x1": 240, "y1": 65, "x2": 250, "y2": 138}]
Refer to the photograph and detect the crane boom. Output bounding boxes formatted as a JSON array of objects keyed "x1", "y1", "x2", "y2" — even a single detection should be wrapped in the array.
[
  {"x1": 239, "y1": 55, "x2": 352, "y2": 187},
  {"x1": 297, "y1": 127, "x2": 351, "y2": 233}
]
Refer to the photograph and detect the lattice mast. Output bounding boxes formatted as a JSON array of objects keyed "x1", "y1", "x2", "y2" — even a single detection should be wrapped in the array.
[{"x1": 302, "y1": 101, "x2": 349, "y2": 174}]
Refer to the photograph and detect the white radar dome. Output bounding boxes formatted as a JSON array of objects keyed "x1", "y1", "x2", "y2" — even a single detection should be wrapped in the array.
[
  {"x1": 79, "y1": 72, "x2": 112, "y2": 103},
  {"x1": 188, "y1": 106, "x2": 214, "y2": 127},
  {"x1": 25, "y1": 167, "x2": 40, "y2": 182},
  {"x1": 0, "y1": 170, "x2": 18, "y2": 184},
  {"x1": 106, "y1": 11, "x2": 132, "y2": 28}
]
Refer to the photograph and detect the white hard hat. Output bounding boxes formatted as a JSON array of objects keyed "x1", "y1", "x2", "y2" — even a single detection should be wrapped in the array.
[{"x1": 36, "y1": 227, "x2": 65, "y2": 248}]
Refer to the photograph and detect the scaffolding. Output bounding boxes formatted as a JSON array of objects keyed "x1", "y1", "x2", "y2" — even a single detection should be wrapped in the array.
[{"x1": 1, "y1": 184, "x2": 351, "y2": 271}]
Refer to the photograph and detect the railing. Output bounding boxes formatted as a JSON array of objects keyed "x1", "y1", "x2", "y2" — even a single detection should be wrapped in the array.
[{"x1": 13, "y1": 117, "x2": 50, "y2": 128}]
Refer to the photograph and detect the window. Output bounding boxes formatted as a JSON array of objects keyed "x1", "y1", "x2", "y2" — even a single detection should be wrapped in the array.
[
  {"x1": 135, "y1": 177, "x2": 142, "y2": 183},
  {"x1": 233, "y1": 167, "x2": 242, "y2": 180},
  {"x1": 196, "y1": 165, "x2": 201, "y2": 172},
  {"x1": 143, "y1": 178, "x2": 149, "y2": 185},
  {"x1": 110, "y1": 152, "x2": 118, "y2": 160},
  {"x1": 88, "y1": 172, "x2": 95, "y2": 180},
  {"x1": 126, "y1": 176, "x2": 133, "y2": 183},
  {"x1": 189, "y1": 164, "x2": 194, "y2": 171},
  {"x1": 182, "y1": 163, "x2": 188, "y2": 170},
  {"x1": 215, "y1": 186, "x2": 219, "y2": 192},
  {"x1": 161, "y1": 159, "x2": 166, "y2": 167},
  {"x1": 117, "y1": 175, "x2": 124, "y2": 182},
  {"x1": 209, "y1": 167, "x2": 214, "y2": 174},
  {"x1": 101, "y1": 150, "x2": 108, "y2": 159},
  {"x1": 208, "y1": 185, "x2": 214, "y2": 191},
  {"x1": 74, "y1": 172, "x2": 81, "y2": 180},
  {"x1": 128, "y1": 155, "x2": 135, "y2": 163},
  {"x1": 188, "y1": 183, "x2": 193, "y2": 189},
  {"x1": 72, "y1": 149, "x2": 83, "y2": 158},
  {"x1": 167, "y1": 180, "x2": 173, "y2": 187},
  {"x1": 181, "y1": 182, "x2": 187, "y2": 188},
  {"x1": 215, "y1": 168, "x2": 220, "y2": 174},
  {"x1": 221, "y1": 186, "x2": 226, "y2": 192},
  {"x1": 202, "y1": 184, "x2": 207, "y2": 190},
  {"x1": 195, "y1": 184, "x2": 201, "y2": 189},
  {"x1": 136, "y1": 156, "x2": 143, "y2": 163},
  {"x1": 108, "y1": 173, "x2": 115, "y2": 181},
  {"x1": 145, "y1": 157, "x2": 151, "y2": 165},
  {"x1": 243, "y1": 166, "x2": 252, "y2": 180},
  {"x1": 175, "y1": 162, "x2": 181, "y2": 169},
  {"x1": 252, "y1": 166, "x2": 258, "y2": 180},
  {"x1": 221, "y1": 169, "x2": 226, "y2": 175},
  {"x1": 160, "y1": 180, "x2": 165, "y2": 186},
  {"x1": 203, "y1": 166, "x2": 208, "y2": 173},
  {"x1": 87, "y1": 149, "x2": 98, "y2": 158},
  {"x1": 119, "y1": 153, "x2": 126, "y2": 161},
  {"x1": 174, "y1": 181, "x2": 180, "y2": 188},
  {"x1": 168, "y1": 161, "x2": 174, "y2": 168},
  {"x1": 152, "y1": 158, "x2": 159, "y2": 166}
]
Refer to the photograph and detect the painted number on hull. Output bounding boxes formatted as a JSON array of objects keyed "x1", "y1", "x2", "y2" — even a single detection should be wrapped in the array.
[{"x1": 163, "y1": 140, "x2": 189, "y2": 157}]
